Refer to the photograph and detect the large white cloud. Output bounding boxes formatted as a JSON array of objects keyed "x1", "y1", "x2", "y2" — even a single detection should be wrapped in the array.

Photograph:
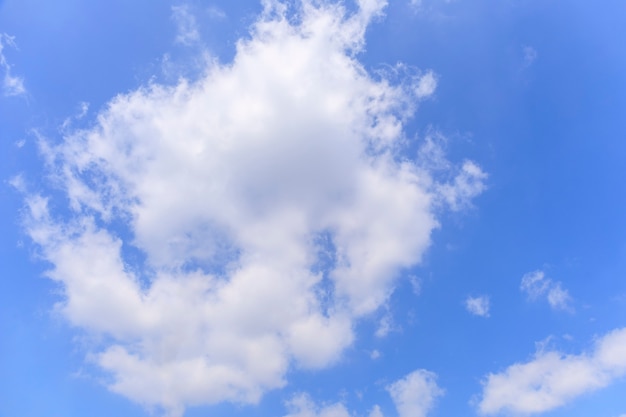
[
  {"x1": 478, "y1": 327, "x2": 626, "y2": 415},
  {"x1": 21, "y1": 0, "x2": 485, "y2": 415}
]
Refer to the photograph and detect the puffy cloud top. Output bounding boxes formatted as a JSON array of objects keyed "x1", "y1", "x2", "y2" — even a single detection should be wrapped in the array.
[{"x1": 21, "y1": 0, "x2": 485, "y2": 415}]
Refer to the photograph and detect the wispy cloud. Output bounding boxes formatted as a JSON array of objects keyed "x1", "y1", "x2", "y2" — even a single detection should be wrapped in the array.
[
  {"x1": 465, "y1": 295, "x2": 490, "y2": 317},
  {"x1": 172, "y1": 5, "x2": 200, "y2": 45},
  {"x1": 206, "y1": 5, "x2": 226, "y2": 20},
  {"x1": 375, "y1": 312, "x2": 395, "y2": 338},
  {"x1": 478, "y1": 327, "x2": 626, "y2": 415},
  {"x1": 19, "y1": 0, "x2": 485, "y2": 414},
  {"x1": 437, "y1": 161, "x2": 488, "y2": 211},
  {"x1": 520, "y1": 270, "x2": 574, "y2": 312},
  {"x1": 369, "y1": 405, "x2": 384, "y2": 417},
  {"x1": 523, "y1": 45, "x2": 538, "y2": 68},
  {"x1": 283, "y1": 394, "x2": 351, "y2": 417},
  {"x1": 0, "y1": 33, "x2": 26, "y2": 97},
  {"x1": 408, "y1": 0, "x2": 456, "y2": 16}
]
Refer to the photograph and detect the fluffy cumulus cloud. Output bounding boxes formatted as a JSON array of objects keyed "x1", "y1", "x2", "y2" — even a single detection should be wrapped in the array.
[
  {"x1": 478, "y1": 327, "x2": 626, "y2": 415},
  {"x1": 20, "y1": 0, "x2": 485, "y2": 414},
  {"x1": 465, "y1": 295, "x2": 490, "y2": 317},
  {"x1": 387, "y1": 370, "x2": 444, "y2": 417},
  {"x1": 0, "y1": 33, "x2": 26, "y2": 96},
  {"x1": 520, "y1": 270, "x2": 574, "y2": 312}
]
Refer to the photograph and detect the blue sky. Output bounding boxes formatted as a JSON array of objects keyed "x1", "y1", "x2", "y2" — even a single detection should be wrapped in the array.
[{"x1": 2, "y1": 1, "x2": 626, "y2": 417}]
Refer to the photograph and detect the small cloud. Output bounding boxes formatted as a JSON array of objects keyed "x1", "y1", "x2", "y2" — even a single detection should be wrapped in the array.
[
  {"x1": 283, "y1": 393, "x2": 351, "y2": 417},
  {"x1": 172, "y1": 5, "x2": 200, "y2": 45},
  {"x1": 77, "y1": 101, "x2": 89, "y2": 118},
  {"x1": 3, "y1": 71, "x2": 25, "y2": 96},
  {"x1": 416, "y1": 132, "x2": 450, "y2": 172},
  {"x1": 414, "y1": 71, "x2": 437, "y2": 99},
  {"x1": 520, "y1": 270, "x2": 550, "y2": 299},
  {"x1": 533, "y1": 335, "x2": 556, "y2": 354},
  {"x1": 465, "y1": 295, "x2": 490, "y2": 318},
  {"x1": 370, "y1": 349, "x2": 381, "y2": 359},
  {"x1": 284, "y1": 394, "x2": 385, "y2": 417},
  {"x1": 416, "y1": 132, "x2": 487, "y2": 212},
  {"x1": 375, "y1": 312, "x2": 396, "y2": 338},
  {"x1": 437, "y1": 160, "x2": 488, "y2": 211},
  {"x1": 520, "y1": 270, "x2": 574, "y2": 312},
  {"x1": 387, "y1": 369, "x2": 444, "y2": 417},
  {"x1": 0, "y1": 33, "x2": 26, "y2": 97},
  {"x1": 368, "y1": 405, "x2": 384, "y2": 417},
  {"x1": 408, "y1": 0, "x2": 456, "y2": 15},
  {"x1": 522, "y1": 45, "x2": 538, "y2": 68},
  {"x1": 8, "y1": 174, "x2": 26, "y2": 193},
  {"x1": 410, "y1": 276, "x2": 422, "y2": 296},
  {"x1": 61, "y1": 102, "x2": 91, "y2": 131},
  {"x1": 15, "y1": 138, "x2": 26, "y2": 148},
  {"x1": 547, "y1": 282, "x2": 572, "y2": 311},
  {"x1": 478, "y1": 327, "x2": 626, "y2": 415},
  {"x1": 285, "y1": 371, "x2": 443, "y2": 417}
]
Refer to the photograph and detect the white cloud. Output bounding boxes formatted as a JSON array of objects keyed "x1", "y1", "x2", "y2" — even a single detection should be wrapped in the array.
[
  {"x1": 409, "y1": 275, "x2": 422, "y2": 295},
  {"x1": 20, "y1": 0, "x2": 484, "y2": 414},
  {"x1": 387, "y1": 370, "x2": 444, "y2": 417},
  {"x1": 375, "y1": 310, "x2": 397, "y2": 338},
  {"x1": 414, "y1": 71, "x2": 437, "y2": 99},
  {"x1": 465, "y1": 295, "x2": 490, "y2": 318},
  {"x1": 284, "y1": 394, "x2": 351, "y2": 417},
  {"x1": 436, "y1": 160, "x2": 488, "y2": 211},
  {"x1": 408, "y1": 0, "x2": 455, "y2": 14},
  {"x1": 284, "y1": 370, "x2": 443, "y2": 417},
  {"x1": 172, "y1": 5, "x2": 200, "y2": 45},
  {"x1": 478, "y1": 327, "x2": 626, "y2": 415},
  {"x1": 546, "y1": 282, "x2": 572, "y2": 310},
  {"x1": 368, "y1": 405, "x2": 384, "y2": 417},
  {"x1": 0, "y1": 33, "x2": 26, "y2": 96},
  {"x1": 520, "y1": 270, "x2": 574, "y2": 312}
]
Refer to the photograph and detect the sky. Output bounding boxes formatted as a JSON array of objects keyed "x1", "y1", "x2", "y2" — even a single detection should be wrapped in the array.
[{"x1": 1, "y1": 1, "x2": 626, "y2": 416}]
